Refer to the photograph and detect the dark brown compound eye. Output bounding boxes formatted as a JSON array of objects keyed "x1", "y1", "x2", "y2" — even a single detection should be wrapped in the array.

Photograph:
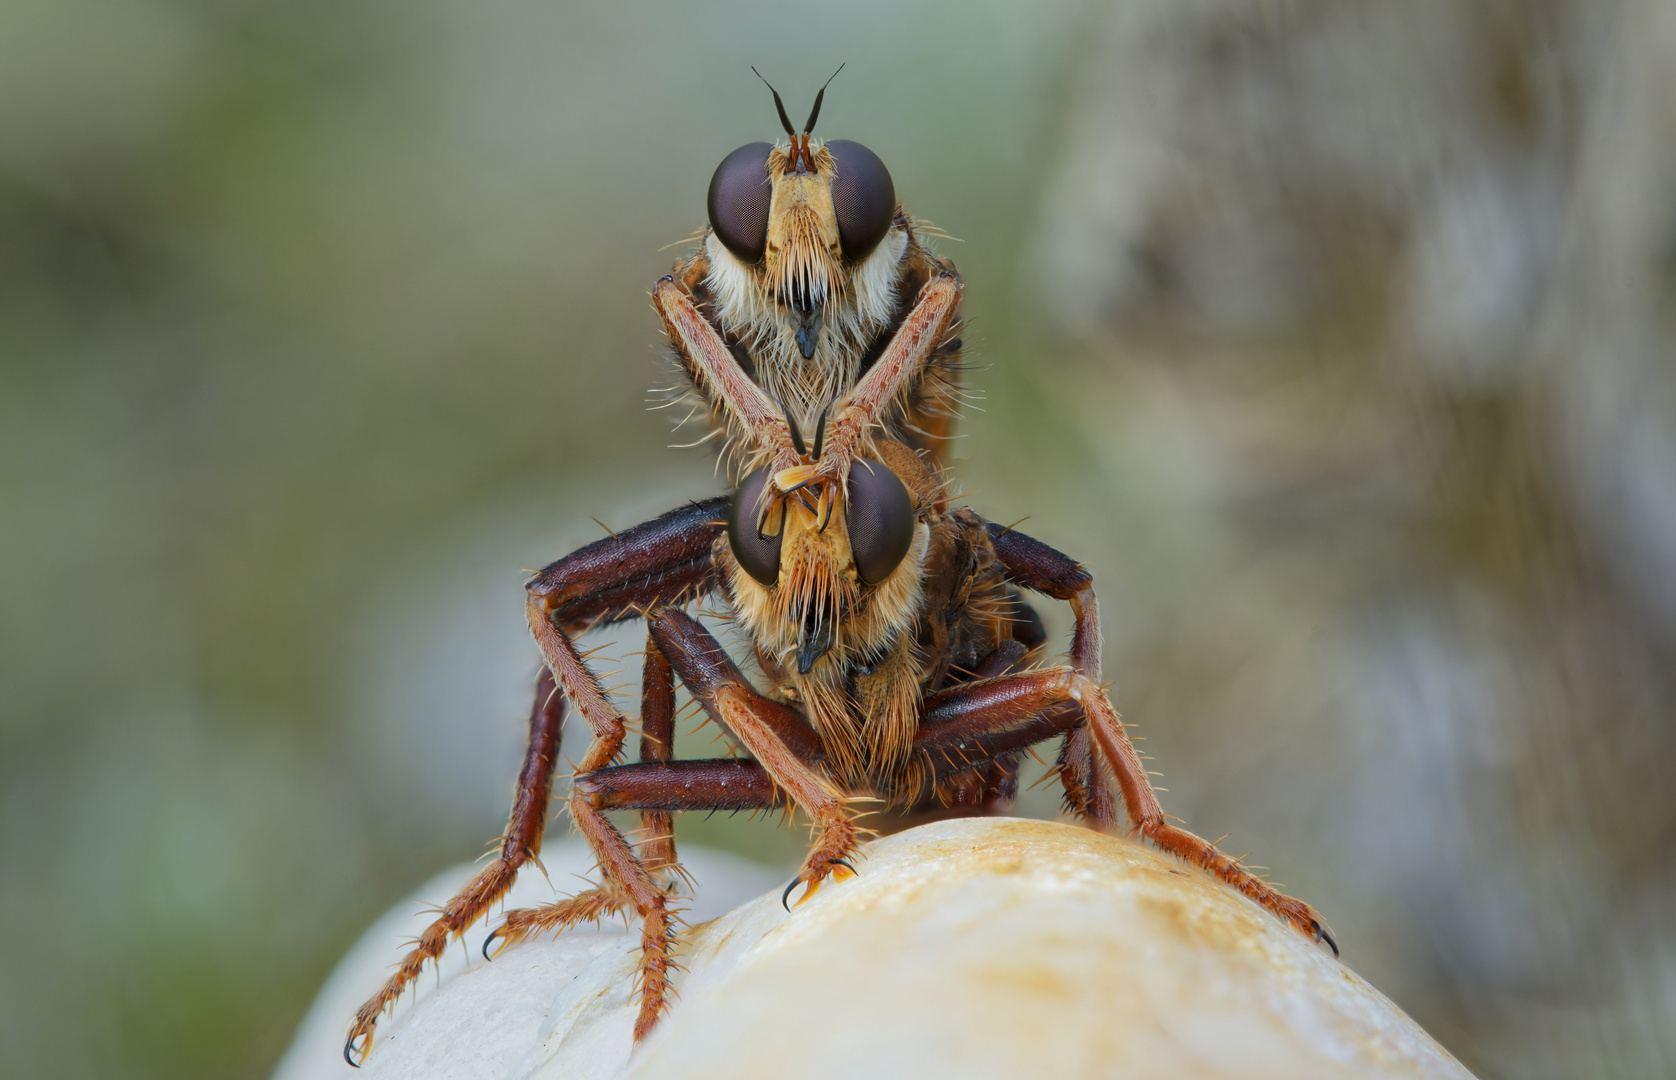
[
  {"x1": 826, "y1": 139, "x2": 895, "y2": 261},
  {"x1": 708, "y1": 142, "x2": 774, "y2": 264},
  {"x1": 728, "y1": 468, "x2": 782, "y2": 586},
  {"x1": 846, "y1": 459, "x2": 915, "y2": 585}
]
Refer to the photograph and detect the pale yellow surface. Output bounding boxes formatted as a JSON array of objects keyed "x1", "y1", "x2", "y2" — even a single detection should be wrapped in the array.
[{"x1": 278, "y1": 818, "x2": 1476, "y2": 1080}]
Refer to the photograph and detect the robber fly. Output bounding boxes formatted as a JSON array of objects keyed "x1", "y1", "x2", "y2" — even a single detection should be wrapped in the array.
[{"x1": 345, "y1": 70, "x2": 1334, "y2": 1066}]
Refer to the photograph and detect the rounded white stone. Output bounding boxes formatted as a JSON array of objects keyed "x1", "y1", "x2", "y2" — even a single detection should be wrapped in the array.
[{"x1": 275, "y1": 817, "x2": 1476, "y2": 1080}]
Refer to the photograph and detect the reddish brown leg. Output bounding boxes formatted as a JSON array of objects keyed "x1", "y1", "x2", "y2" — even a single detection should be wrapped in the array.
[
  {"x1": 344, "y1": 670, "x2": 565, "y2": 1065},
  {"x1": 489, "y1": 630, "x2": 689, "y2": 1040},
  {"x1": 491, "y1": 788, "x2": 679, "y2": 1040},
  {"x1": 981, "y1": 523, "x2": 1335, "y2": 953},
  {"x1": 918, "y1": 640, "x2": 1032, "y2": 812},
  {"x1": 907, "y1": 666, "x2": 1333, "y2": 952},
  {"x1": 653, "y1": 277, "x2": 801, "y2": 466},
  {"x1": 577, "y1": 759, "x2": 784, "y2": 812},
  {"x1": 806, "y1": 274, "x2": 961, "y2": 477},
  {"x1": 654, "y1": 272, "x2": 962, "y2": 501},
  {"x1": 490, "y1": 605, "x2": 833, "y2": 1040},
  {"x1": 491, "y1": 503, "x2": 730, "y2": 980},
  {"x1": 647, "y1": 608, "x2": 858, "y2": 903},
  {"x1": 1069, "y1": 671, "x2": 1334, "y2": 952},
  {"x1": 637, "y1": 636, "x2": 678, "y2": 876},
  {"x1": 767, "y1": 276, "x2": 963, "y2": 508},
  {"x1": 987, "y1": 522, "x2": 1117, "y2": 828},
  {"x1": 900, "y1": 668, "x2": 1082, "y2": 803},
  {"x1": 345, "y1": 499, "x2": 727, "y2": 1064}
]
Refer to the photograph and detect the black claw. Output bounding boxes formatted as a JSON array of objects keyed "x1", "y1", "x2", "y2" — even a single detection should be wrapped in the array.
[
  {"x1": 775, "y1": 395, "x2": 807, "y2": 457},
  {"x1": 343, "y1": 1036, "x2": 362, "y2": 1068},
  {"x1": 1318, "y1": 924, "x2": 1340, "y2": 959},
  {"x1": 782, "y1": 878, "x2": 801, "y2": 911},
  {"x1": 482, "y1": 929, "x2": 501, "y2": 961},
  {"x1": 810, "y1": 402, "x2": 831, "y2": 460},
  {"x1": 828, "y1": 858, "x2": 857, "y2": 875}
]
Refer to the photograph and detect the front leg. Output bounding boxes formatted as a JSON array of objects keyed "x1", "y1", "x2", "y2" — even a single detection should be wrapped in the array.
[
  {"x1": 807, "y1": 273, "x2": 961, "y2": 480},
  {"x1": 767, "y1": 274, "x2": 962, "y2": 507},
  {"x1": 654, "y1": 271, "x2": 961, "y2": 493},
  {"x1": 646, "y1": 608, "x2": 858, "y2": 904},
  {"x1": 653, "y1": 277, "x2": 802, "y2": 469}
]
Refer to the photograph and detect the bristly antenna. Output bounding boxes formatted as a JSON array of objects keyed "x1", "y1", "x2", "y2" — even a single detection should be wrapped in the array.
[
  {"x1": 802, "y1": 64, "x2": 844, "y2": 134},
  {"x1": 752, "y1": 67, "x2": 797, "y2": 138}
]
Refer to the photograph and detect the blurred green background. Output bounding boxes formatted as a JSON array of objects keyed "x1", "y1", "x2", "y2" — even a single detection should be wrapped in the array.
[{"x1": 4, "y1": 1, "x2": 1675, "y2": 1078}]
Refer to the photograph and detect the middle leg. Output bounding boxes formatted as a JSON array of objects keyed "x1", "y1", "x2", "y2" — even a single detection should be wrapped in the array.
[{"x1": 916, "y1": 639, "x2": 1032, "y2": 813}]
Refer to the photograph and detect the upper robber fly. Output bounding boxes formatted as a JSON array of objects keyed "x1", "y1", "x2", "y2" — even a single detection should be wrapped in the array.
[{"x1": 658, "y1": 67, "x2": 966, "y2": 486}]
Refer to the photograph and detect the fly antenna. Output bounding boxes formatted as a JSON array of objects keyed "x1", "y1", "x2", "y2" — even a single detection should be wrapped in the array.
[
  {"x1": 803, "y1": 63, "x2": 845, "y2": 134},
  {"x1": 752, "y1": 67, "x2": 797, "y2": 138}
]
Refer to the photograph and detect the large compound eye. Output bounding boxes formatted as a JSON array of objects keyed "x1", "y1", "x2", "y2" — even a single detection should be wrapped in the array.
[
  {"x1": 827, "y1": 139, "x2": 895, "y2": 261},
  {"x1": 728, "y1": 468, "x2": 782, "y2": 586},
  {"x1": 846, "y1": 460, "x2": 915, "y2": 585},
  {"x1": 708, "y1": 142, "x2": 774, "y2": 264}
]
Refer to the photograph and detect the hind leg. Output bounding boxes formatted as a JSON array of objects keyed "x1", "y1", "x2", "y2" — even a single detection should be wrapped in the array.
[
  {"x1": 344, "y1": 498, "x2": 727, "y2": 1064},
  {"x1": 487, "y1": 630, "x2": 686, "y2": 1041},
  {"x1": 905, "y1": 663, "x2": 1336, "y2": 955},
  {"x1": 344, "y1": 669, "x2": 565, "y2": 1065}
]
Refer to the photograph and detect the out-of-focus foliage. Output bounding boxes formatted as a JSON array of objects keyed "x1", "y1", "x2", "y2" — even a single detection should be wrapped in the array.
[{"x1": 2, "y1": 1, "x2": 1671, "y2": 1078}]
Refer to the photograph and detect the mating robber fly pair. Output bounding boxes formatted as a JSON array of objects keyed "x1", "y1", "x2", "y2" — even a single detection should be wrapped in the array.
[{"x1": 344, "y1": 69, "x2": 1335, "y2": 1066}]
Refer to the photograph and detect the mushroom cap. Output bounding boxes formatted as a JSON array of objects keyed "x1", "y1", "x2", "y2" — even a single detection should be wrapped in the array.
[{"x1": 277, "y1": 818, "x2": 1475, "y2": 1080}]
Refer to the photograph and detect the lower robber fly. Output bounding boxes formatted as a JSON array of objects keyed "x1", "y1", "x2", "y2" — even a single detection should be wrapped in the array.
[{"x1": 344, "y1": 70, "x2": 1334, "y2": 1067}]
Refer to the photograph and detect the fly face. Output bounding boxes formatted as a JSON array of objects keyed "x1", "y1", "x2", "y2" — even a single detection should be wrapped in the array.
[
  {"x1": 724, "y1": 448, "x2": 926, "y2": 681},
  {"x1": 702, "y1": 69, "x2": 907, "y2": 431}
]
